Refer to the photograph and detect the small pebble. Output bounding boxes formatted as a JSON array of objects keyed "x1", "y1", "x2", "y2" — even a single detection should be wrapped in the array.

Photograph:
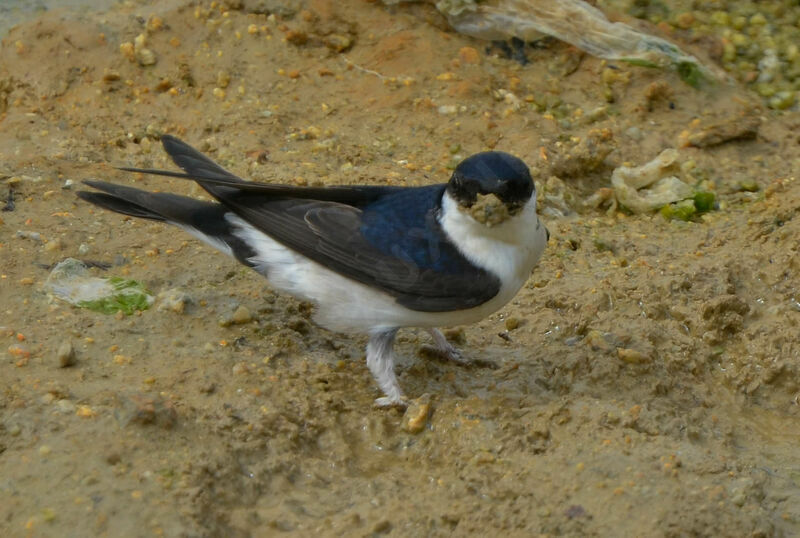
[
  {"x1": 458, "y1": 46, "x2": 481, "y2": 64},
  {"x1": 77, "y1": 405, "x2": 96, "y2": 418},
  {"x1": 156, "y1": 289, "x2": 190, "y2": 314},
  {"x1": 56, "y1": 399, "x2": 76, "y2": 414},
  {"x1": 56, "y1": 340, "x2": 76, "y2": 367},
  {"x1": 372, "y1": 520, "x2": 392, "y2": 534},
  {"x1": 625, "y1": 126, "x2": 643, "y2": 141},
  {"x1": 133, "y1": 33, "x2": 157, "y2": 66},
  {"x1": 324, "y1": 34, "x2": 352, "y2": 52},
  {"x1": 115, "y1": 393, "x2": 176, "y2": 428},
  {"x1": 585, "y1": 330, "x2": 612, "y2": 351},
  {"x1": 120, "y1": 41, "x2": 135, "y2": 62},
  {"x1": 232, "y1": 305, "x2": 252, "y2": 324},
  {"x1": 16, "y1": 230, "x2": 42, "y2": 242},
  {"x1": 617, "y1": 347, "x2": 650, "y2": 364},
  {"x1": 232, "y1": 362, "x2": 250, "y2": 376},
  {"x1": 216, "y1": 70, "x2": 231, "y2": 88},
  {"x1": 402, "y1": 394, "x2": 432, "y2": 434}
]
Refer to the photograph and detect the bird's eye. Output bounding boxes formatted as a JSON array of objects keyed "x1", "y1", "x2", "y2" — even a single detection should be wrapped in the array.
[{"x1": 447, "y1": 173, "x2": 483, "y2": 207}]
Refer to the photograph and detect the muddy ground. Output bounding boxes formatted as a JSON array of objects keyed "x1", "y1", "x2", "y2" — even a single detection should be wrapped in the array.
[{"x1": 1, "y1": 1, "x2": 799, "y2": 536}]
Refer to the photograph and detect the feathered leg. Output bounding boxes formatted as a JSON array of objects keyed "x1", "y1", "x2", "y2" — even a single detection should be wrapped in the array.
[{"x1": 366, "y1": 329, "x2": 408, "y2": 407}]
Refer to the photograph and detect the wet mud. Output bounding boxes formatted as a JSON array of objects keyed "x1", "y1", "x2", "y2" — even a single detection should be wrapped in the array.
[{"x1": 1, "y1": 1, "x2": 799, "y2": 536}]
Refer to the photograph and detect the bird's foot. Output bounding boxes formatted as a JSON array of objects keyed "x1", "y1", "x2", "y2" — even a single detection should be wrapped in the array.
[
  {"x1": 422, "y1": 328, "x2": 472, "y2": 365},
  {"x1": 422, "y1": 328, "x2": 498, "y2": 369},
  {"x1": 419, "y1": 343, "x2": 469, "y2": 365},
  {"x1": 373, "y1": 395, "x2": 410, "y2": 409}
]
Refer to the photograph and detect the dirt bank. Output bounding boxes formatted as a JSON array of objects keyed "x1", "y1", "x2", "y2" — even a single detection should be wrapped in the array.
[{"x1": 1, "y1": 1, "x2": 799, "y2": 536}]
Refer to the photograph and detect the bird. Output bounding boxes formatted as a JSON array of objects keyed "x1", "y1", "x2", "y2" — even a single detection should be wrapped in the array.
[{"x1": 77, "y1": 135, "x2": 549, "y2": 407}]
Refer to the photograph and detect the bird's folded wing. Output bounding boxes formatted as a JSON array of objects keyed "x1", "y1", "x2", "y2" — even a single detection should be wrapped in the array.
[{"x1": 218, "y1": 194, "x2": 500, "y2": 312}]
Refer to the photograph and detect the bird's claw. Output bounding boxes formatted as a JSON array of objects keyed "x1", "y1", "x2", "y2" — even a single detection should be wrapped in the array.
[
  {"x1": 374, "y1": 396, "x2": 409, "y2": 409},
  {"x1": 419, "y1": 343, "x2": 469, "y2": 364}
]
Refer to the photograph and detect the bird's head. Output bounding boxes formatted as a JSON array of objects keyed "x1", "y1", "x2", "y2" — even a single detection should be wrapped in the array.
[{"x1": 446, "y1": 151, "x2": 535, "y2": 227}]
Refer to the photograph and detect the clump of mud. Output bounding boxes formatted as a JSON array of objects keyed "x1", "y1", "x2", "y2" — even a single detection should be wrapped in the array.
[{"x1": 465, "y1": 192, "x2": 512, "y2": 225}]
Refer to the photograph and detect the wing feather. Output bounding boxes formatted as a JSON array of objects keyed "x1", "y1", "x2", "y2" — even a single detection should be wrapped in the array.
[{"x1": 217, "y1": 191, "x2": 500, "y2": 312}]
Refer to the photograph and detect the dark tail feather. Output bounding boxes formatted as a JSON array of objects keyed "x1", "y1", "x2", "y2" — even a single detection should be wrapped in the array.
[
  {"x1": 76, "y1": 191, "x2": 166, "y2": 221},
  {"x1": 119, "y1": 135, "x2": 405, "y2": 203},
  {"x1": 77, "y1": 180, "x2": 257, "y2": 266},
  {"x1": 160, "y1": 135, "x2": 243, "y2": 182},
  {"x1": 118, "y1": 134, "x2": 244, "y2": 185},
  {"x1": 79, "y1": 180, "x2": 217, "y2": 223}
]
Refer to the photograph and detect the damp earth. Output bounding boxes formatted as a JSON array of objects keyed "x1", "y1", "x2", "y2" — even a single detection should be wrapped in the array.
[{"x1": 1, "y1": 1, "x2": 799, "y2": 536}]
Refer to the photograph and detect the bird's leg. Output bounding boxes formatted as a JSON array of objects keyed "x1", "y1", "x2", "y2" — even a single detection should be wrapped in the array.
[
  {"x1": 366, "y1": 329, "x2": 408, "y2": 408},
  {"x1": 425, "y1": 328, "x2": 468, "y2": 364}
]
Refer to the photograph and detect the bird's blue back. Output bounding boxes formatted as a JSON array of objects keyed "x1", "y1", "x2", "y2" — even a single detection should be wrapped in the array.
[{"x1": 360, "y1": 185, "x2": 470, "y2": 275}]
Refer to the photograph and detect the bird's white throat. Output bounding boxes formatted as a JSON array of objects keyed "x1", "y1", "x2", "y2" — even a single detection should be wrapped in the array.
[{"x1": 439, "y1": 191, "x2": 546, "y2": 296}]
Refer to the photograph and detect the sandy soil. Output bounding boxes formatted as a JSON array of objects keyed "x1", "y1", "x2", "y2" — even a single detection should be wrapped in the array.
[{"x1": 1, "y1": 1, "x2": 799, "y2": 536}]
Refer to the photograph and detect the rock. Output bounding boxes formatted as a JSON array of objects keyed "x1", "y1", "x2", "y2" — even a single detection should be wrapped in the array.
[
  {"x1": 371, "y1": 520, "x2": 392, "y2": 534},
  {"x1": 56, "y1": 340, "x2": 76, "y2": 367},
  {"x1": 617, "y1": 347, "x2": 650, "y2": 364},
  {"x1": 682, "y1": 111, "x2": 760, "y2": 148},
  {"x1": 232, "y1": 362, "x2": 250, "y2": 376},
  {"x1": 585, "y1": 330, "x2": 612, "y2": 351},
  {"x1": 402, "y1": 394, "x2": 432, "y2": 434},
  {"x1": 16, "y1": 230, "x2": 42, "y2": 242},
  {"x1": 133, "y1": 34, "x2": 157, "y2": 66},
  {"x1": 625, "y1": 126, "x2": 643, "y2": 141},
  {"x1": 219, "y1": 304, "x2": 253, "y2": 326},
  {"x1": 135, "y1": 47, "x2": 157, "y2": 66},
  {"x1": 114, "y1": 393, "x2": 177, "y2": 428},
  {"x1": 324, "y1": 34, "x2": 352, "y2": 52},
  {"x1": 216, "y1": 70, "x2": 231, "y2": 88},
  {"x1": 458, "y1": 46, "x2": 481, "y2": 64},
  {"x1": 56, "y1": 399, "x2": 76, "y2": 414},
  {"x1": 232, "y1": 305, "x2": 253, "y2": 324},
  {"x1": 233, "y1": 0, "x2": 301, "y2": 17}
]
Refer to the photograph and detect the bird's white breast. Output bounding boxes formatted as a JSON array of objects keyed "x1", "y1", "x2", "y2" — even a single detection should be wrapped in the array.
[{"x1": 436, "y1": 191, "x2": 547, "y2": 319}]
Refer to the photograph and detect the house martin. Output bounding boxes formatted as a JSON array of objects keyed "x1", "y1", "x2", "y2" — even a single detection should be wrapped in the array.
[{"x1": 77, "y1": 135, "x2": 549, "y2": 407}]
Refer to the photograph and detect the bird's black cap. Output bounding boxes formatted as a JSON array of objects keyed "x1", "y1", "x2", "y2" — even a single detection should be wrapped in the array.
[{"x1": 447, "y1": 151, "x2": 534, "y2": 210}]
